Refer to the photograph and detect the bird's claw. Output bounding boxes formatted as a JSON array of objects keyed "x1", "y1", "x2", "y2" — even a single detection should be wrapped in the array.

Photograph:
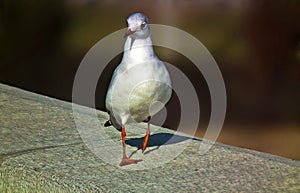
[{"x1": 119, "y1": 157, "x2": 142, "y2": 166}]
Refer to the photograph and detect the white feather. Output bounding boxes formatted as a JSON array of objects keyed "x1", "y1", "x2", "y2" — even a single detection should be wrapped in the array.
[{"x1": 105, "y1": 14, "x2": 172, "y2": 129}]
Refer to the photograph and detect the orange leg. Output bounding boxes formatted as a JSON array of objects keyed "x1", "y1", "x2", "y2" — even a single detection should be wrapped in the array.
[
  {"x1": 142, "y1": 116, "x2": 151, "y2": 153},
  {"x1": 119, "y1": 124, "x2": 142, "y2": 166}
]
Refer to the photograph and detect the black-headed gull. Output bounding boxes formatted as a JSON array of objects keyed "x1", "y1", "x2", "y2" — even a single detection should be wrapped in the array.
[{"x1": 105, "y1": 13, "x2": 172, "y2": 166}]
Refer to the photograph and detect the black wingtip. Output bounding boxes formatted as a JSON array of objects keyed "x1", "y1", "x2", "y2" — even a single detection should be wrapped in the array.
[
  {"x1": 104, "y1": 120, "x2": 122, "y2": 132},
  {"x1": 104, "y1": 120, "x2": 112, "y2": 127}
]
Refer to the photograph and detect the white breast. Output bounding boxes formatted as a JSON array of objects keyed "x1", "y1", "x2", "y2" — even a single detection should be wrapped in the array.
[{"x1": 105, "y1": 36, "x2": 172, "y2": 127}]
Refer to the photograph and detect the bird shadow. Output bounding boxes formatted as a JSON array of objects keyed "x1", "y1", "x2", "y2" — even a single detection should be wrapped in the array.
[{"x1": 126, "y1": 132, "x2": 201, "y2": 157}]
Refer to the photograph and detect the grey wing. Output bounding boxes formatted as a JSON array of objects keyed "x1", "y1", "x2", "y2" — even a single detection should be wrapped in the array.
[
  {"x1": 105, "y1": 64, "x2": 121, "y2": 113},
  {"x1": 104, "y1": 64, "x2": 123, "y2": 130}
]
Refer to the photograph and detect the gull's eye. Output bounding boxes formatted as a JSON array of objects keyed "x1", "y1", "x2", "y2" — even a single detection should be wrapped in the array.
[{"x1": 141, "y1": 22, "x2": 146, "y2": 29}]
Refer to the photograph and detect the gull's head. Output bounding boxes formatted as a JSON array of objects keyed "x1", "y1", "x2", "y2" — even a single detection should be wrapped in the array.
[{"x1": 125, "y1": 12, "x2": 150, "y2": 39}]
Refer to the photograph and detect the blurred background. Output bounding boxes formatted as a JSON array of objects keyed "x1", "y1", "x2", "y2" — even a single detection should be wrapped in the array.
[{"x1": 1, "y1": 0, "x2": 299, "y2": 160}]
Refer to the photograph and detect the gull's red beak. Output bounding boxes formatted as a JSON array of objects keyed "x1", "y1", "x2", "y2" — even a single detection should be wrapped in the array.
[{"x1": 124, "y1": 29, "x2": 135, "y2": 38}]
